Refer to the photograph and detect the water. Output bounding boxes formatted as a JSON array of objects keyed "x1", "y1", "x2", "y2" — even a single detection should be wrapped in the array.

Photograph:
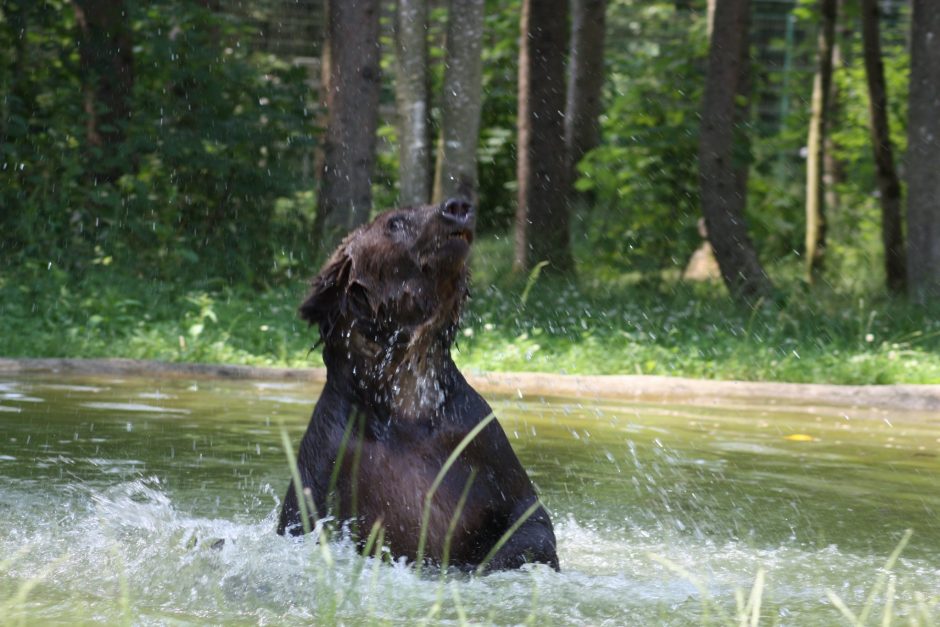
[{"x1": 1, "y1": 374, "x2": 939, "y2": 625}]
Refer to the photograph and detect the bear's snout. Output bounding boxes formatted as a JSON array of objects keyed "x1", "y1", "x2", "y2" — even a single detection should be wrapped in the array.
[{"x1": 440, "y1": 197, "x2": 475, "y2": 227}]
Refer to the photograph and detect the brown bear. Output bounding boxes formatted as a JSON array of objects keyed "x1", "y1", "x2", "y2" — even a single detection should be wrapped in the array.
[{"x1": 277, "y1": 198, "x2": 559, "y2": 572}]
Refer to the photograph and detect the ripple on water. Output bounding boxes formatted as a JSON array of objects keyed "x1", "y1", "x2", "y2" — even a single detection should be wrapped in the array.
[
  {"x1": 37, "y1": 384, "x2": 107, "y2": 393},
  {"x1": 80, "y1": 402, "x2": 190, "y2": 414},
  {"x1": 0, "y1": 393, "x2": 43, "y2": 402},
  {"x1": 258, "y1": 395, "x2": 311, "y2": 405},
  {"x1": 137, "y1": 392, "x2": 175, "y2": 400}
]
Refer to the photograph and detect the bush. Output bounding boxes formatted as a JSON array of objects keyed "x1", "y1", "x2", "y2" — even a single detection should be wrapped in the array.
[
  {"x1": 575, "y1": 2, "x2": 708, "y2": 273},
  {"x1": 0, "y1": 1, "x2": 316, "y2": 286}
]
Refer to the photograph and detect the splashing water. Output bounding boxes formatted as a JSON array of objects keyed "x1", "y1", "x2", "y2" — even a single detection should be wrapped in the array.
[{"x1": 1, "y1": 375, "x2": 939, "y2": 624}]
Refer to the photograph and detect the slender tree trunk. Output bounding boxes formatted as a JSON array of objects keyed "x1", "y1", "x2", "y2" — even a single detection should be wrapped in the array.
[
  {"x1": 314, "y1": 0, "x2": 381, "y2": 255},
  {"x1": 395, "y1": 0, "x2": 431, "y2": 206},
  {"x1": 804, "y1": 0, "x2": 837, "y2": 283},
  {"x1": 72, "y1": 0, "x2": 133, "y2": 184},
  {"x1": 706, "y1": 0, "x2": 716, "y2": 37},
  {"x1": 565, "y1": 0, "x2": 607, "y2": 189},
  {"x1": 822, "y1": 0, "x2": 848, "y2": 223},
  {"x1": 309, "y1": 3, "x2": 332, "y2": 192},
  {"x1": 697, "y1": 0, "x2": 773, "y2": 302},
  {"x1": 860, "y1": 0, "x2": 905, "y2": 293},
  {"x1": 513, "y1": 0, "x2": 574, "y2": 275},
  {"x1": 432, "y1": 0, "x2": 485, "y2": 204},
  {"x1": 906, "y1": 0, "x2": 940, "y2": 302}
]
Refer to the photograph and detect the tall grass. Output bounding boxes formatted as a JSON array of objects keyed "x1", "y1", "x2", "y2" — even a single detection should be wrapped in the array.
[
  {"x1": 649, "y1": 529, "x2": 931, "y2": 626},
  {"x1": 825, "y1": 529, "x2": 915, "y2": 627}
]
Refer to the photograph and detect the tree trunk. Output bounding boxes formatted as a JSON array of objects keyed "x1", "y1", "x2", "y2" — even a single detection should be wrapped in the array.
[
  {"x1": 906, "y1": 0, "x2": 940, "y2": 302},
  {"x1": 822, "y1": 0, "x2": 849, "y2": 225},
  {"x1": 394, "y1": 0, "x2": 431, "y2": 206},
  {"x1": 804, "y1": 0, "x2": 837, "y2": 283},
  {"x1": 513, "y1": 0, "x2": 574, "y2": 275},
  {"x1": 565, "y1": 0, "x2": 607, "y2": 189},
  {"x1": 432, "y1": 0, "x2": 485, "y2": 204},
  {"x1": 314, "y1": 0, "x2": 381, "y2": 255},
  {"x1": 697, "y1": 0, "x2": 773, "y2": 302},
  {"x1": 706, "y1": 0, "x2": 716, "y2": 37},
  {"x1": 860, "y1": 0, "x2": 905, "y2": 293},
  {"x1": 72, "y1": 0, "x2": 133, "y2": 184}
]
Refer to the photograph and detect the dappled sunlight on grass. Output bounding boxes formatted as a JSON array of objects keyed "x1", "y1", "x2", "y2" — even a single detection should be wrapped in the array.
[{"x1": 2, "y1": 236, "x2": 939, "y2": 384}]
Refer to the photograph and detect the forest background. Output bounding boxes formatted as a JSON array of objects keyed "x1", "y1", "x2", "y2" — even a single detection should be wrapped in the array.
[{"x1": 2, "y1": 0, "x2": 939, "y2": 385}]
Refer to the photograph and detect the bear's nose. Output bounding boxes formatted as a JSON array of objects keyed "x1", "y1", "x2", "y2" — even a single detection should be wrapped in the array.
[{"x1": 441, "y1": 197, "x2": 474, "y2": 225}]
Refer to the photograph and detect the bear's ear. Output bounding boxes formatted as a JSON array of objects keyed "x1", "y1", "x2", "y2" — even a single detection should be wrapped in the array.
[{"x1": 299, "y1": 253, "x2": 353, "y2": 340}]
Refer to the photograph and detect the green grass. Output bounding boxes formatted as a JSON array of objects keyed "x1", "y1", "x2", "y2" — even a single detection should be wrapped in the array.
[{"x1": 2, "y1": 236, "x2": 940, "y2": 385}]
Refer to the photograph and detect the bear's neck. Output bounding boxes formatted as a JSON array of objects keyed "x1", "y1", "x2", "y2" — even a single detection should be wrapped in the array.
[{"x1": 324, "y1": 332, "x2": 456, "y2": 422}]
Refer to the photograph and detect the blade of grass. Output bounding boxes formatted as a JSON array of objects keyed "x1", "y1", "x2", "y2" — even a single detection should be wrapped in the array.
[
  {"x1": 881, "y1": 575, "x2": 895, "y2": 627},
  {"x1": 523, "y1": 566, "x2": 541, "y2": 626},
  {"x1": 415, "y1": 412, "x2": 496, "y2": 577},
  {"x1": 475, "y1": 499, "x2": 542, "y2": 575},
  {"x1": 336, "y1": 520, "x2": 384, "y2": 616},
  {"x1": 745, "y1": 296, "x2": 766, "y2": 339},
  {"x1": 648, "y1": 552, "x2": 732, "y2": 626},
  {"x1": 520, "y1": 261, "x2": 549, "y2": 307},
  {"x1": 745, "y1": 568, "x2": 765, "y2": 627},
  {"x1": 451, "y1": 581, "x2": 469, "y2": 627},
  {"x1": 366, "y1": 526, "x2": 386, "y2": 624},
  {"x1": 328, "y1": 408, "x2": 359, "y2": 503},
  {"x1": 0, "y1": 546, "x2": 31, "y2": 577},
  {"x1": 826, "y1": 590, "x2": 859, "y2": 625},
  {"x1": 420, "y1": 586, "x2": 444, "y2": 625},
  {"x1": 279, "y1": 424, "x2": 312, "y2": 535},
  {"x1": 825, "y1": 530, "x2": 913, "y2": 626},
  {"x1": 858, "y1": 529, "x2": 912, "y2": 626},
  {"x1": 361, "y1": 520, "x2": 383, "y2": 561},
  {"x1": 441, "y1": 470, "x2": 477, "y2": 574},
  {"x1": 0, "y1": 553, "x2": 67, "y2": 622},
  {"x1": 348, "y1": 412, "x2": 365, "y2": 532},
  {"x1": 306, "y1": 490, "x2": 334, "y2": 567},
  {"x1": 110, "y1": 543, "x2": 131, "y2": 625}
]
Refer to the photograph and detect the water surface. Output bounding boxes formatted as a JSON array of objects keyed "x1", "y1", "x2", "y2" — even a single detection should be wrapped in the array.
[{"x1": 1, "y1": 374, "x2": 939, "y2": 624}]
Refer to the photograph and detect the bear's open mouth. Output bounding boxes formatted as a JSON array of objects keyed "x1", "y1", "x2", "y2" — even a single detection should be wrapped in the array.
[{"x1": 449, "y1": 229, "x2": 474, "y2": 245}]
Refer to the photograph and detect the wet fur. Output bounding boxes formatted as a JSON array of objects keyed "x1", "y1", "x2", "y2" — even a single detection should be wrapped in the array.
[{"x1": 277, "y1": 201, "x2": 558, "y2": 571}]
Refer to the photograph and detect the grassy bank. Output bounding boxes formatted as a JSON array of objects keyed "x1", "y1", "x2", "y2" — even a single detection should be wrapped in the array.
[{"x1": 3, "y1": 237, "x2": 940, "y2": 385}]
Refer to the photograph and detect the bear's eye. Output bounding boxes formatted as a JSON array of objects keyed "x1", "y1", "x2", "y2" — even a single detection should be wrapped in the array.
[{"x1": 386, "y1": 215, "x2": 408, "y2": 233}]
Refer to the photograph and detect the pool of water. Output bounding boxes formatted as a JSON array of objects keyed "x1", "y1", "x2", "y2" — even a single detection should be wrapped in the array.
[{"x1": 1, "y1": 374, "x2": 939, "y2": 625}]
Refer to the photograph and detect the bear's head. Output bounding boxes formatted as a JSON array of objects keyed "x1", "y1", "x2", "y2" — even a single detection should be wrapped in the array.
[{"x1": 300, "y1": 199, "x2": 475, "y2": 412}]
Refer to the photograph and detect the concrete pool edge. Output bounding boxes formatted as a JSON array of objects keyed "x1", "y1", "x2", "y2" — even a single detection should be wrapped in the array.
[{"x1": 2, "y1": 356, "x2": 939, "y2": 412}]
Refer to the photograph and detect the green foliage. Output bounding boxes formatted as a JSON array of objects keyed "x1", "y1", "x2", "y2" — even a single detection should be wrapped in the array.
[
  {"x1": 0, "y1": 0, "x2": 930, "y2": 385},
  {"x1": 0, "y1": 262, "x2": 314, "y2": 367},
  {"x1": 475, "y1": 0, "x2": 522, "y2": 232},
  {"x1": 0, "y1": 0, "x2": 85, "y2": 265},
  {"x1": 826, "y1": 27, "x2": 909, "y2": 290},
  {"x1": 0, "y1": 1, "x2": 316, "y2": 285},
  {"x1": 5, "y1": 235, "x2": 939, "y2": 385},
  {"x1": 576, "y1": 2, "x2": 708, "y2": 273},
  {"x1": 460, "y1": 238, "x2": 940, "y2": 384},
  {"x1": 744, "y1": 5, "x2": 912, "y2": 284}
]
